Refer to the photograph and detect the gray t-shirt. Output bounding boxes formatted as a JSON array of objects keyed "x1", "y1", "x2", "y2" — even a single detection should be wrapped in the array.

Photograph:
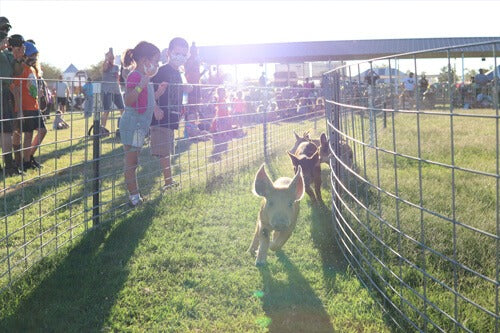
[
  {"x1": 475, "y1": 73, "x2": 489, "y2": 87},
  {"x1": 56, "y1": 81, "x2": 68, "y2": 97},
  {"x1": 102, "y1": 64, "x2": 121, "y2": 94}
]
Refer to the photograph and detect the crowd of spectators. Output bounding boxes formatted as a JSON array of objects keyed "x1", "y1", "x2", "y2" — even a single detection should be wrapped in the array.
[
  {"x1": 0, "y1": 17, "x2": 47, "y2": 175},
  {"x1": 0, "y1": 16, "x2": 322, "y2": 206}
]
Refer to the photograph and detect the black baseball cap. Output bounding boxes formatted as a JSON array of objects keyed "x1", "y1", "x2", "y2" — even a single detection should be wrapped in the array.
[
  {"x1": 0, "y1": 17, "x2": 11, "y2": 31},
  {"x1": 9, "y1": 34, "x2": 25, "y2": 47}
]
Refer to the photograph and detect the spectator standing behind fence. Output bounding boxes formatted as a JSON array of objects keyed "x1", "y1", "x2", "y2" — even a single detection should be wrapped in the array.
[
  {"x1": 474, "y1": 69, "x2": 489, "y2": 97},
  {"x1": 119, "y1": 41, "x2": 166, "y2": 206},
  {"x1": 185, "y1": 42, "x2": 199, "y2": 108},
  {"x1": 55, "y1": 75, "x2": 69, "y2": 113},
  {"x1": 419, "y1": 73, "x2": 429, "y2": 93},
  {"x1": 210, "y1": 87, "x2": 234, "y2": 161},
  {"x1": 232, "y1": 90, "x2": 246, "y2": 127},
  {"x1": 402, "y1": 72, "x2": 415, "y2": 108},
  {"x1": 403, "y1": 72, "x2": 415, "y2": 95},
  {"x1": 10, "y1": 41, "x2": 46, "y2": 170},
  {"x1": 82, "y1": 77, "x2": 93, "y2": 118},
  {"x1": 151, "y1": 37, "x2": 189, "y2": 190},
  {"x1": 101, "y1": 47, "x2": 125, "y2": 137},
  {"x1": 0, "y1": 17, "x2": 23, "y2": 176},
  {"x1": 119, "y1": 49, "x2": 134, "y2": 86}
]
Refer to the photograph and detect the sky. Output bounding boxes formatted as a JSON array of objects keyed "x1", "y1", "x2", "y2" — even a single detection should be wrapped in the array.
[{"x1": 1, "y1": 0, "x2": 499, "y2": 76}]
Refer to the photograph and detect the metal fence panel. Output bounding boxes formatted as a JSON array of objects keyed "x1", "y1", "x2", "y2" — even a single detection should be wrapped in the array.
[
  {"x1": 0, "y1": 78, "x2": 325, "y2": 295},
  {"x1": 325, "y1": 40, "x2": 500, "y2": 332}
]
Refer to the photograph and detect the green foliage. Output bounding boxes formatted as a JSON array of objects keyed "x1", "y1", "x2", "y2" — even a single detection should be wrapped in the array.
[
  {"x1": 437, "y1": 65, "x2": 459, "y2": 83},
  {"x1": 40, "y1": 62, "x2": 62, "y2": 80},
  {"x1": 464, "y1": 68, "x2": 477, "y2": 80},
  {"x1": 85, "y1": 60, "x2": 104, "y2": 82}
]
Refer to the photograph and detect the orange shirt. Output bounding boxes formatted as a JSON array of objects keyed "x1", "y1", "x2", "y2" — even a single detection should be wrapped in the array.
[{"x1": 11, "y1": 64, "x2": 39, "y2": 112}]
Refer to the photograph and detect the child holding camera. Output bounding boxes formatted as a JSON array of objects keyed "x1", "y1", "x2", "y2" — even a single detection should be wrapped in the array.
[{"x1": 119, "y1": 41, "x2": 167, "y2": 206}]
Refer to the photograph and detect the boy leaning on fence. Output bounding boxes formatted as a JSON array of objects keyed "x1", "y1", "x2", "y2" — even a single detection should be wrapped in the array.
[
  {"x1": 150, "y1": 37, "x2": 190, "y2": 190},
  {"x1": 10, "y1": 41, "x2": 47, "y2": 171}
]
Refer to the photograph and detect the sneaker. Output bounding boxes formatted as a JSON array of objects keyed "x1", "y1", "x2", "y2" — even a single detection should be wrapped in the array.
[
  {"x1": 4, "y1": 158, "x2": 23, "y2": 176},
  {"x1": 129, "y1": 193, "x2": 143, "y2": 207},
  {"x1": 22, "y1": 161, "x2": 33, "y2": 171},
  {"x1": 30, "y1": 156, "x2": 42, "y2": 169},
  {"x1": 5, "y1": 164, "x2": 22, "y2": 176}
]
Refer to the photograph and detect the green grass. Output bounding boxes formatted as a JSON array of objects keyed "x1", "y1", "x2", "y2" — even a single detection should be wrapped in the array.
[
  {"x1": 0, "y1": 111, "x2": 324, "y2": 289},
  {"x1": 3, "y1": 104, "x2": 496, "y2": 331},
  {"x1": 340, "y1": 108, "x2": 499, "y2": 332},
  {"x1": 0, "y1": 155, "x2": 391, "y2": 332}
]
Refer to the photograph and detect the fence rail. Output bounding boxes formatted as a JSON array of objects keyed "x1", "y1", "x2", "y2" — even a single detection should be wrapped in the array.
[
  {"x1": 0, "y1": 80, "x2": 324, "y2": 294},
  {"x1": 325, "y1": 41, "x2": 500, "y2": 332}
]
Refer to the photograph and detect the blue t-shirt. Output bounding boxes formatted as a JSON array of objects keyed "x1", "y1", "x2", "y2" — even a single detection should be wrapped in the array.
[{"x1": 82, "y1": 82, "x2": 93, "y2": 96}]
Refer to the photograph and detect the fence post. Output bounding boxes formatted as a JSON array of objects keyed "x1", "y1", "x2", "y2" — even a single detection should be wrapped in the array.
[
  {"x1": 92, "y1": 95, "x2": 101, "y2": 227},
  {"x1": 326, "y1": 72, "x2": 341, "y2": 223},
  {"x1": 368, "y1": 62, "x2": 375, "y2": 147},
  {"x1": 263, "y1": 87, "x2": 268, "y2": 161}
]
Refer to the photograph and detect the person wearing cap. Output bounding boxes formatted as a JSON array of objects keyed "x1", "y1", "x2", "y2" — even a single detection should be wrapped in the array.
[
  {"x1": 0, "y1": 17, "x2": 23, "y2": 176},
  {"x1": 10, "y1": 41, "x2": 47, "y2": 171},
  {"x1": 101, "y1": 47, "x2": 124, "y2": 137}
]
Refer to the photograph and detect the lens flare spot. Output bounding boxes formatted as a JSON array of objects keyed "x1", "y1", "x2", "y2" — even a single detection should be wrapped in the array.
[{"x1": 255, "y1": 316, "x2": 272, "y2": 328}]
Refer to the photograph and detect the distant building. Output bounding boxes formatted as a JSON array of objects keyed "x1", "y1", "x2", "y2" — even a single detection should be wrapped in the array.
[{"x1": 62, "y1": 64, "x2": 87, "y2": 94}]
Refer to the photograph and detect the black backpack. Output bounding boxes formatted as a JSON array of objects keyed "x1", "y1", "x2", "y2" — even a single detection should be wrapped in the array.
[{"x1": 38, "y1": 79, "x2": 49, "y2": 112}]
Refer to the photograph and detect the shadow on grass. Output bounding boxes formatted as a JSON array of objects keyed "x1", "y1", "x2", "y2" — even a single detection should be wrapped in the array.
[
  {"x1": 318, "y1": 169, "x2": 411, "y2": 332},
  {"x1": 259, "y1": 252, "x2": 335, "y2": 333},
  {"x1": 310, "y1": 203, "x2": 348, "y2": 283},
  {"x1": 0, "y1": 200, "x2": 156, "y2": 331},
  {"x1": 171, "y1": 138, "x2": 194, "y2": 165}
]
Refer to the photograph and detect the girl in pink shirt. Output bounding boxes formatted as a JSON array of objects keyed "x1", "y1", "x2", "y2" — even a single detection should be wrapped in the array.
[{"x1": 119, "y1": 41, "x2": 167, "y2": 206}]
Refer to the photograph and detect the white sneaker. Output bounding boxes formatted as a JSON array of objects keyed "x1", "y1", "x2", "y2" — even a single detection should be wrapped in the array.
[{"x1": 129, "y1": 193, "x2": 143, "y2": 207}]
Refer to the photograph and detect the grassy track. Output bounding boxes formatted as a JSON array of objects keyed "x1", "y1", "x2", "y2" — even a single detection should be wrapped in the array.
[{"x1": 0, "y1": 154, "x2": 391, "y2": 332}]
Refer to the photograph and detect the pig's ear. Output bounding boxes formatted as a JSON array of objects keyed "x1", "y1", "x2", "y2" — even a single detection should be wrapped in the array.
[
  {"x1": 294, "y1": 130, "x2": 301, "y2": 141},
  {"x1": 288, "y1": 151, "x2": 299, "y2": 166},
  {"x1": 320, "y1": 133, "x2": 327, "y2": 145},
  {"x1": 291, "y1": 165, "x2": 305, "y2": 201},
  {"x1": 253, "y1": 164, "x2": 273, "y2": 197}
]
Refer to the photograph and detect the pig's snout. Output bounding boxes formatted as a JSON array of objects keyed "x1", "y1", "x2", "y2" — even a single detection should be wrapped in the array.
[{"x1": 271, "y1": 216, "x2": 289, "y2": 231}]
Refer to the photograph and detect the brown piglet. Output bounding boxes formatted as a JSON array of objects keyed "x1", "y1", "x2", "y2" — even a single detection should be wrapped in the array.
[
  {"x1": 291, "y1": 131, "x2": 330, "y2": 165},
  {"x1": 248, "y1": 164, "x2": 305, "y2": 266},
  {"x1": 288, "y1": 141, "x2": 322, "y2": 204}
]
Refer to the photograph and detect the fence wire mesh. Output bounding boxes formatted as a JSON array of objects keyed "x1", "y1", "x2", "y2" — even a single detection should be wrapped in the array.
[
  {"x1": 324, "y1": 41, "x2": 500, "y2": 332},
  {"x1": 0, "y1": 79, "x2": 324, "y2": 295}
]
